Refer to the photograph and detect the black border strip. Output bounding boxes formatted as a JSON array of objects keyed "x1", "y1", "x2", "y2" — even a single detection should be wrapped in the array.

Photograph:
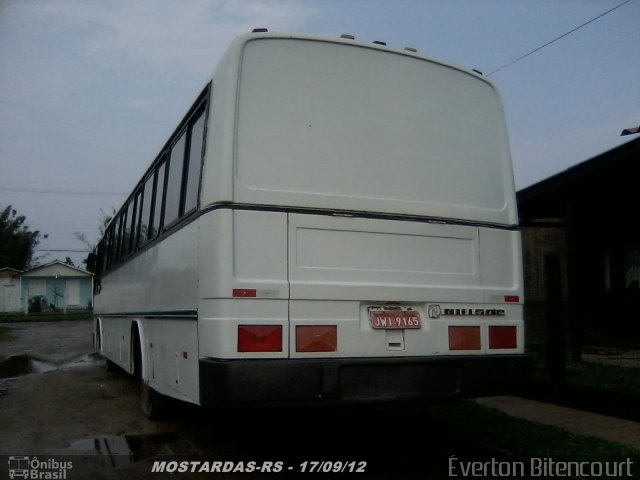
[
  {"x1": 200, "y1": 202, "x2": 520, "y2": 231},
  {"x1": 97, "y1": 310, "x2": 197, "y2": 320}
]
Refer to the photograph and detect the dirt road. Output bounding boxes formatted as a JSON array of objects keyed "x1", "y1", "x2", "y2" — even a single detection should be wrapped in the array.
[
  {"x1": 0, "y1": 321, "x2": 171, "y2": 478},
  {"x1": 0, "y1": 320, "x2": 94, "y2": 362},
  {"x1": 0, "y1": 321, "x2": 164, "y2": 454},
  {"x1": 0, "y1": 320, "x2": 482, "y2": 479}
]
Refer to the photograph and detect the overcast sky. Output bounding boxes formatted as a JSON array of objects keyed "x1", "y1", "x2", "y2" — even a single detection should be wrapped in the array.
[{"x1": 1, "y1": 0, "x2": 638, "y2": 266}]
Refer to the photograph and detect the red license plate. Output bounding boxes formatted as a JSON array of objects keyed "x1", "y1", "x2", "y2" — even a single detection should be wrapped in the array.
[{"x1": 368, "y1": 309, "x2": 421, "y2": 329}]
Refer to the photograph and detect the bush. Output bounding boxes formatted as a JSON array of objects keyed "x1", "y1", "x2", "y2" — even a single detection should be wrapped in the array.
[{"x1": 28, "y1": 295, "x2": 45, "y2": 313}]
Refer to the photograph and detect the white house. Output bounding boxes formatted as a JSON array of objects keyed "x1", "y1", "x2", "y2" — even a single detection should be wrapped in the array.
[
  {"x1": 0, "y1": 267, "x2": 23, "y2": 313},
  {"x1": 19, "y1": 261, "x2": 94, "y2": 313}
]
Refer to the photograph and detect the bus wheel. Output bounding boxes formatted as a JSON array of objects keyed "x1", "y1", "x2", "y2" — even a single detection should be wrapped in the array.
[
  {"x1": 132, "y1": 328, "x2": 164, "y2": 419},
  {"x1": 105, "y1": 359, "x2": 118, "y2": 372},
  {"x1": 140, "y1": 381, "x2": 165, "y2": 419},
  {"x1": 94, "y1": 326, "x2": 101, "y2": 351}
]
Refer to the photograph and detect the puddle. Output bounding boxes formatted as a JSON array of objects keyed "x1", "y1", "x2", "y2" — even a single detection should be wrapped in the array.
[
  {"x1": 0, "y1": 352, "x2": 103, "y2": 378},
  {"x1": 29, "y1": 358, "x2": 59, "y2": 373},
  {"x1": 67, "y1": 433, "x2": 186, "y2": 466},
  {"x1": 31, "y1": 353, "x2": 102, "y2": 373},
  {"x1": 0, "y1": 377, "x2": 18, "y2": 397},
  {"x1": 0, "y1": 354, "x2": 30, "y2": 378}
]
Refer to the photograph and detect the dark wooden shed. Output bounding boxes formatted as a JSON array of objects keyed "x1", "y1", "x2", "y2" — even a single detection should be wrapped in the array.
[{"x1": 518, "y1": 137, "x2": 640, "y2": 357}]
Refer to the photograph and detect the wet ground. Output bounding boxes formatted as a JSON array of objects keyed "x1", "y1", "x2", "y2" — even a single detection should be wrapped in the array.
[
  {"x1": 2, "y1": 321, "x2": 637, "y2": 479},
  {"x1": 0, "y1": 320, "x2": 94, "y2": 363},
  {"x1": 0, "y1": 320, "x2": 498, "y2": 479}
]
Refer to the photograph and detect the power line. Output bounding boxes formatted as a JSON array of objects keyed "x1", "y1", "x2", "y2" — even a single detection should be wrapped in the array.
[
  {"x1": 0, "y1": 186, "x2": 126, "y2": 197},
  {"x1": 487, "y1": 0, "x2": 633, "y2": 76}
]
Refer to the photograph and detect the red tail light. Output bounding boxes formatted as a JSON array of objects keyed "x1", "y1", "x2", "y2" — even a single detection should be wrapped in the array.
[
  {"x1": 233, "y1": 289, "x2": 257, "y2": 298},
  {"x1": 237, "y1": 325, "x2": 282, "y2": 352},
  {"x1": 448, "y1": 326, "x2": 481, "y2": 351},
  {"x1": 489, "y1": 326, "x2": 517, "y2": 349},
  {"x1": 296, "y1": 325, "x2": 337, "y2": 352}
]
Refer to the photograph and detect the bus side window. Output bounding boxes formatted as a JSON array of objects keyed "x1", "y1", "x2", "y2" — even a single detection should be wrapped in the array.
[
  {"x1": 114, "y1": 212, "x2": 125, "y2": 265},
  {"x1": 140, "y1": 174, "x2": 154, "y2": 244},
  {"x1": 106, "y1": 226, "x2": 115, "y2": 270},
  {"x1": 164, "y1": 132, "x2": 187, "y2": 227},
  {"x1": 184, "y1": 110, "x2": 205, "y2": 214},
  {"x1": 133, "y1": 190, "x2": 142, "y2": 250},
  {"x1": 152, "y1": 160, "x2": 167, "y2": 238},
  {"x1": 123, "y1": 199, "x2": 135, "y2": 257}
]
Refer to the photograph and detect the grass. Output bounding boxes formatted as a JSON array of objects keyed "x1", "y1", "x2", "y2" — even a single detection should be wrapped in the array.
[
  {"x1": 0, "y1": 325, "x2": 13, "y2": 342},
  {"x1": 567, "y1": 361, "x2": 640, "y2": 396},
  {"x1": 0, "y1": 311, "x2": 92, "y2": 323},
  {"x1": 530, "y1": 351, "x2": 640, "y2": 396},
  {"x1": 425, "y1": 400, "x2": 640, "y2": 462}
]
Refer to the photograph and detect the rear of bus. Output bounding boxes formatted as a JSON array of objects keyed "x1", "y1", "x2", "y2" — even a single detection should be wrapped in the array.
[{"x1": 197, "y1": 33, "x2": 527, "y2": 405}]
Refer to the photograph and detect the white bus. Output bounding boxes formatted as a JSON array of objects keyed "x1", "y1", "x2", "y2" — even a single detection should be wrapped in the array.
[{"x1": 92, "y1": 31, "x2": 526, "y2": 417}]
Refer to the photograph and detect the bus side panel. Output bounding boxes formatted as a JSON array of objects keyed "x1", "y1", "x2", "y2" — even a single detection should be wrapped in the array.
[
  {"x1": 197, "y1": 208, "x2": 290, "y2": 361},
  {"x1": 197, "y1": 209, "x2": 289, "y2": 300},
  {"x1": 98, "y1": 316, "x2": 134, "y2": 373},
  {"x1": 97, "y1": 316, "x2": 200, "y2": 404},
  {"x1": 142, "y1": 318, "x2": 200, "y2": 404},
  {"x1": 94, "y1": 222, "x2": 201, "y2": 405},
  {"x1": 94, "y1": 222, "x2": 199, "y2": 316}
]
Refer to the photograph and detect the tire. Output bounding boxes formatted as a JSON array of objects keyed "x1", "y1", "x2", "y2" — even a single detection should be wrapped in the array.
[
  {"x1": 105, "y1": 359, "x2": 119, "y2": 372},
  {"x1": 132, "y1": 326, "x2": 165, "y2": 419},
  {"x1": 94, "y1": 327, "x2": 101, "y2": 351},
  {"x1": 139, "y1": 381, "x2": 166, "y2": 420}
]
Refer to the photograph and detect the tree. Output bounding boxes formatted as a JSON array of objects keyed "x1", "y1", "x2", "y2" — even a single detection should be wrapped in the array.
[
  {"x1": 75, "y1": 207, "x2": 115, "y2": 266},
  {"x1": 0, "y1": 205, "x2": 47, "y2": 270}
]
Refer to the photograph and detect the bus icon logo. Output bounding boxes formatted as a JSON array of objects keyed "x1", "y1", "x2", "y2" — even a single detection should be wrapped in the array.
[
  {"x1": 8, "y1": 456, "x2": 30, "y2": 479},
  {"x1": 427, "y1": 304, "x2": 441, "y2": 319}
]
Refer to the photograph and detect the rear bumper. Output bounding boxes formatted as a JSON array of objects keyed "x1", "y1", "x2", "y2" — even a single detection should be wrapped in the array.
[{"x1": 199, "y1": 355, "x2": 529, "y2": 406}]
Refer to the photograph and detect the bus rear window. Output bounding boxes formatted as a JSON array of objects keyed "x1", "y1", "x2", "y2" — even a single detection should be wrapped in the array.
[{"x1": 235, "y1": 39, "x2": 515, "y2": 226}]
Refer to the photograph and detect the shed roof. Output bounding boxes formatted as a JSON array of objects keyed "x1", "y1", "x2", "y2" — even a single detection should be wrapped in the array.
[
  {"x1": 0, "y1": 267, "x2": 23, "y2": 278},
  {"x1": 517, "y1": 137, "x2": 640, "y2": 222},
  {"x1": 21, "y1": 260, "x2": 92, "y2": 278}
]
